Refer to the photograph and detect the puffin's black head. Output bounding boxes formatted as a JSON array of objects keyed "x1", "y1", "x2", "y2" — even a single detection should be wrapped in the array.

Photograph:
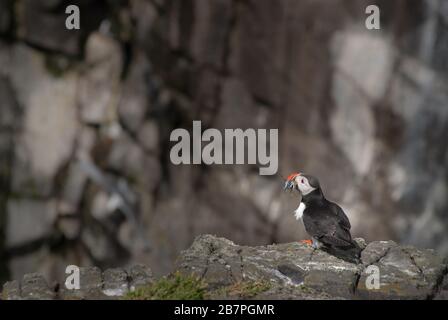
[{"x1": 284, "y1": 172, "x2": 320, "y2": 196}]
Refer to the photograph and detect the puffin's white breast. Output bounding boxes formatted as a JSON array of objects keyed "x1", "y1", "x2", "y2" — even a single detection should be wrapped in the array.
[{"x1": 294, "y1": 202, "x2": 306, "y2": 220}]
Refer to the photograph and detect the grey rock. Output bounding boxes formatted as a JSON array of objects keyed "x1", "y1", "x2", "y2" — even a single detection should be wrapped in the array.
[
  {"x1": 2, "y1": 0, "x2": 448, "y2": 296},
  {"x1": 107, "y1": 131, "x2": 161, "y2": 191},
  {"x1": 177, "y1": 235, "x2": 359, "y2": 299},
  {"x1": 128, "y1": 264, "x2": 154, "y2": 291},
  {"x1": 215, "y1": 78, "x2": 264, "y2": 130},
  {"x1": 300, "y1": 249, "x2": 361, "y2": 298},
  {"x1": 176, "y1": 235, "x2": 448, "y2": 300},
  {"x1": 176, "y1": 234, "x2": 221, "y2": 279},
  {"x1": 357, "y1": 246, "x2": 447, "y2": 299},
  {"x1": 331, "y1": 30, "x2": 394, "y2": 102},
  {"x1": 435, "y1": 272, "x2": 448, "y2": 300},
  {"x1": 277, "y1": 263, "x2": 306, "y2": 285},
  {"x1": 130, "y1": 0, "x2": 158, "y2": 48},
  {"x1": 0, "y1": 76, "x2": 20, "y2": 130},
  {"x1": 141, "y1": 0, "x2": 448, "y2": 272},
  {"x1": 6, "y1": 199, "x2": 56, "y2": 248},
  {"x1": 8, "y1": 45, "x2": 78, "y2": 197},
  {"x1": 361, "y1": 240, "x2": 397, "y2": 266},
  {"x1": 2, "y1": 280, "x2": 21, "y2": 300},
  {"x1": 1, "y1": 264, "x2": 154, "y2": 300},
  {"x1": 303, "y1": 269, "x2": 357, "y2": 298},
  {"x1": 137, "y1": 121, "x2": 159, "y2": 153},
  {"x1": 254, "y1": 285, "x2": 337, "y2": 300},
  {"x1": 189, "y1": 0, "x2": 233, "y2": 70},
  {"x1": 353, "y1": 238, "x2": 367, "y2": 250},
  {"x1": 107, "y1": 133, "x2": 144, "y2": 179},
  {"x1": 102, "y1": 268, "x2": 129, "y2": 297},
  {"x1": 56, "y1": 215, "x2": 81, "y2": 240},
  {"x1": 81, "y1": 228, "x2": 118, "y2": 263},
  {"x1": 7, "y1": 247, "x2": 53, "y2": 282},
  {"x1": 59, "y1": 161, "x2": 89, "y2": 212},
  {"x1": 75, "y1": 126, "x2": 97, "y2": 160},
  {"x1": 60, "y1": 267, "x2": 105, "y2": 300},
  {"x1": 79, "y1": 33, "x2": 123, "y2": 124},
  {"x1": 21, "y1": 273, "x2": 54, "y2": 300},
  {"x1": 56, "y1": 159, "x2": 88, "y2": 240},
  {"x1": 118, "y1": 52, "x2": 151, "y2": 133},
  {"x1": 91, "y1": 190, "x2": 114, "y2": 221},
  {"x1": 1, "y1": 236, "x2": 447, "y2": 300}
]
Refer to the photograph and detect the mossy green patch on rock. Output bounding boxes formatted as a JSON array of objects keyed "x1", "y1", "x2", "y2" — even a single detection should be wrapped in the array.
[
  {"x1": 297, "y1": 283, "x2": 313, "y2": 294},
  {"x1": 217, "y1": 280, "x2": 271, "y2": 298},
  {"x1": 125, "y1": 272, "x2": 207, "y2": 300}
]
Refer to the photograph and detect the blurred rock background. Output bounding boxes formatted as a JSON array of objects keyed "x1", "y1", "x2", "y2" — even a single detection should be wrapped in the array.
[{"x1": 0, "y1": 0, "x2": 447, "y2": 284}]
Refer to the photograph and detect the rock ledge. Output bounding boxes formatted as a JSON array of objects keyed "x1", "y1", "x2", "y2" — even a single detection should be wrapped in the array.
[{"x1": 2, "y1": 235, "x2": 448, "y2": 300}]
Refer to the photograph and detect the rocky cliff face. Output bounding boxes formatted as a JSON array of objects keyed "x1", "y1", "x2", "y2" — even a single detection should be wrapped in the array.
[
  {"x1": 1, "y1": 0, "x2": 448, "y2": 286},
  {"x1": 2, "y1": 235, "x2": 448, "y2": 300}
]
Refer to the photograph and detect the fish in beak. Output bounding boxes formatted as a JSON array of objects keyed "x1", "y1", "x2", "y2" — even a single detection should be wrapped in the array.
[{"x1": 283, "y1": 172, "x2": 300, "y2": 191}]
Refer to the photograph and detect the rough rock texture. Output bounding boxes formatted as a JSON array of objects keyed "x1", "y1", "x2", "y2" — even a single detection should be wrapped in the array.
[
  {"x1": 3, "y1": 264, "x2": 153, "y2": 300},
  {"x1": 175, "y1": 235, "x2": 448, "y2": 300},
  {"x1": 1, "y1": 0, "x2": 448, "y2": 285},
  {"x1": 2, "y1": 235, "x2": 447, "y2": 300}
]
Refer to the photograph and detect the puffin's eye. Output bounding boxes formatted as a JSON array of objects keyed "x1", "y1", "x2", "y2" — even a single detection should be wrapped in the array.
[{"x1": 301, "y1": 179, "x2": 305, "y2": 184}]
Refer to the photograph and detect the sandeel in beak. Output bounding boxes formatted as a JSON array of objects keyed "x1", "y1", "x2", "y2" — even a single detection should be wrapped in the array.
[{"x1": 283, "y1": 172, "x2": 300, "y2": 191}]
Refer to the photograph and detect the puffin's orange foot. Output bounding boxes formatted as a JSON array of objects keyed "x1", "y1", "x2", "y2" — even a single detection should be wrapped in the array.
[{"x1": 300, "y1": 239, "x2": 313, "y2": 246}]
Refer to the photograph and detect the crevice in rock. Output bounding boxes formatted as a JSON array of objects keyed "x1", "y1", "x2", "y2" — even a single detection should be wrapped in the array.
[
  {"x1": 354, "y1": 246, "x2": 392, "y2": 295},
  {"x1": 362, "y1": 246, "x2": 392, "y2": 267},
  {"x1": 351, "y1": 270, "x2": 362, "y2": 296},
  {"x1": 358, "y1": 242, "x2": 368, "y2": 256},
  {"x1": 53, "y1": 282, "x2": 61, "y2": 300},
  {"x1": 227, "y1": 261, "x2": 236, "y2": 284},
  {"x1": 426, "y1": 264, "x2": 448, "y2": 300},
  {"x1": 237, "y1": 248, "x2": 244, "y2": 280},
  {"x1": 200, "y1": 240, "x2": 218, "y2": 279},
  {"x1": 402, "y1": 247, "x2": 425, "y2": 279}
]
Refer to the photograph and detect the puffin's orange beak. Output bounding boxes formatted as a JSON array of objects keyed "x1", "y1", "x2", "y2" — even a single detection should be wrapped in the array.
[
  {"x1": 284, "y1": 172, "x2": 301, "y2": 191},
  {"x1": 287, "y1": 172, "x2": 300, "y2": 181}
]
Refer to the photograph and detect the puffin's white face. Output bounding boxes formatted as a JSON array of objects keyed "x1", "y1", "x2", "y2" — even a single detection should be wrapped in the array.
[{"x1": 294, "y1": 175, "x2": 316, "y2": 196}]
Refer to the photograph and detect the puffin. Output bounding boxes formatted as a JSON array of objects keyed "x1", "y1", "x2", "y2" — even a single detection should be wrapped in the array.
[{"x1": 284, "y1": 172, "x2": 361, "y2": 263}]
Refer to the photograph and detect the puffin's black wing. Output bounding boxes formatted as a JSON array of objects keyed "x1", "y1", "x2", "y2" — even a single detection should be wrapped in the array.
[
  {"x1": 302, "y1": 201, "x2": 354, "y2": 248},
  {"x1": 329, "y1": 202, "x2": 351, "y2": 231}
]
